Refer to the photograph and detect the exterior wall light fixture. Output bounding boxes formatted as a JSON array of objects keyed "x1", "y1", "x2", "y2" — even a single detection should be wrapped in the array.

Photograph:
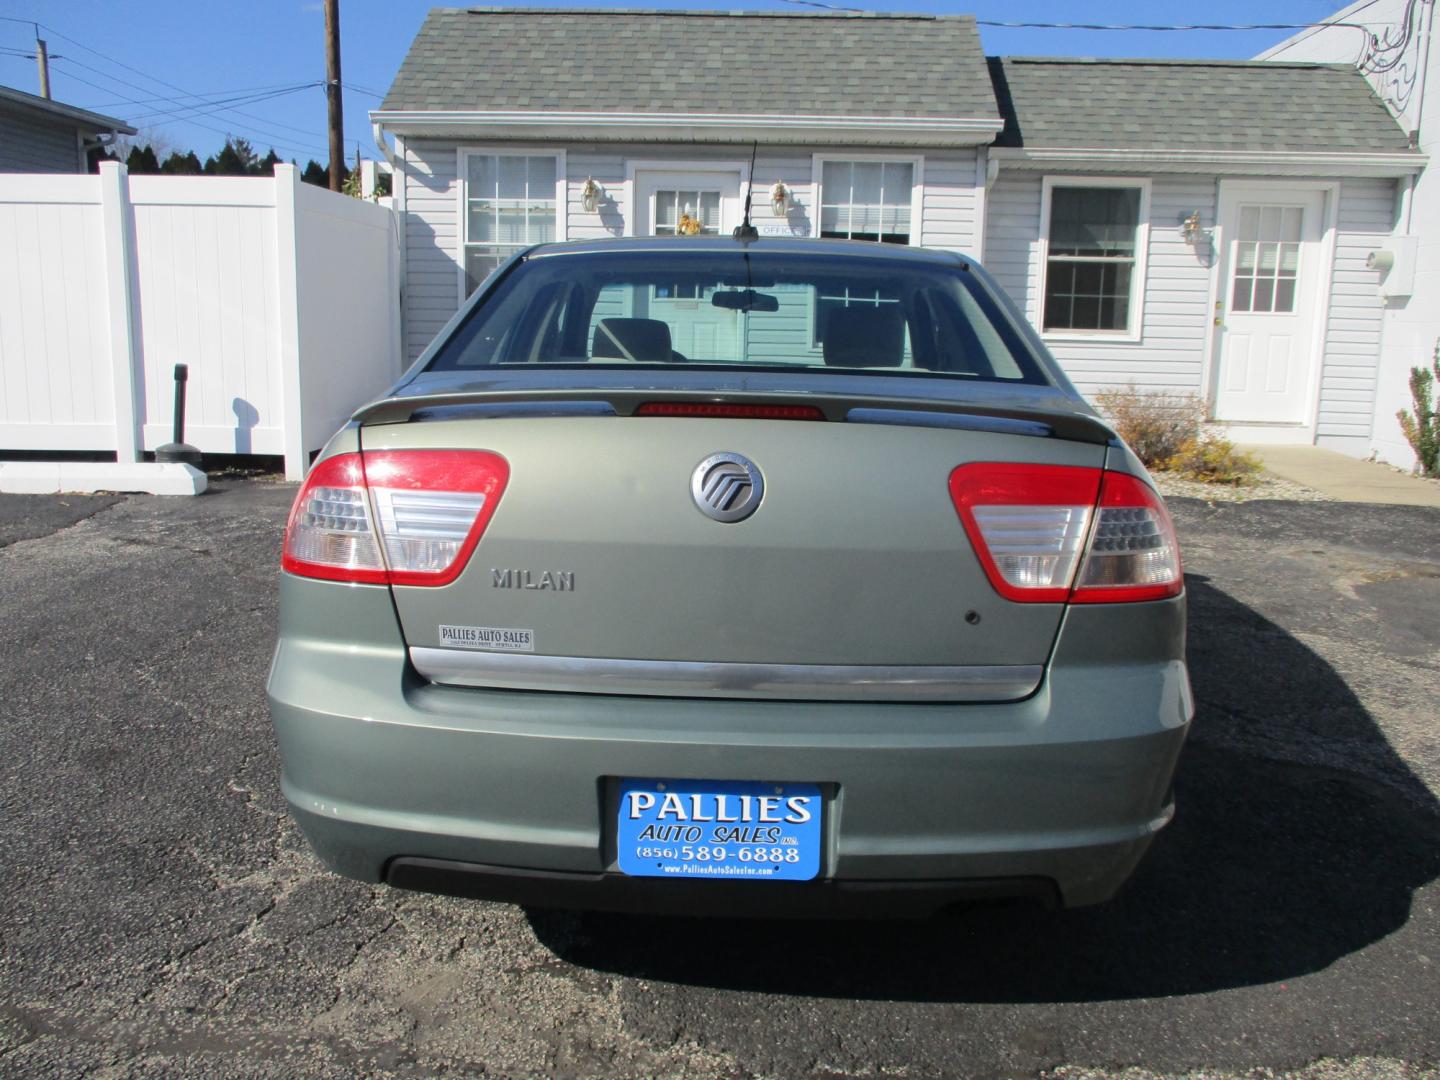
[
  {"x1": 1179, "y1": 210, "x2": 1208, "y2": 244},
  {"x1": 581, "y1": 177, "x2": 603, "y2": 213},
  {"x1": 770, "y1": 180, "x2": 790, "y2": 217}
]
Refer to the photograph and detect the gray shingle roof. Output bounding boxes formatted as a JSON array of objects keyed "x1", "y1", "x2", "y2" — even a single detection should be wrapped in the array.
[
  {"x1": 381, "y1": 8, "x2": 1000, "y2": 120},
  {"x1": 989, "y1": 57, "x2": 1413, "y2": 154}
]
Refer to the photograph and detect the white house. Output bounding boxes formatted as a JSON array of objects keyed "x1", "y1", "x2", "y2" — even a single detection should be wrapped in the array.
[
  {"x1": 372, "y1": 8, "x2": 1424, "y2": 459},
  {"x1": 1260, "y1": 0, "x2": 1436, "y2": 467}
]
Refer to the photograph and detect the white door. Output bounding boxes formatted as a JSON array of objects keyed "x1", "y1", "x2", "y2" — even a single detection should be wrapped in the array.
[
  {"x1": 630, "y1": 169, "x2": 744, "y2": 359},
  {"x1": 1213, "y1": 187, "x2": 1327, "y2": 423}
]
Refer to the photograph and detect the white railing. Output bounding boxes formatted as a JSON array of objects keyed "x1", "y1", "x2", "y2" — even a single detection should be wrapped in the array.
[{"x1": 0, "y1": 163, "x2": 401, "y2": 479}]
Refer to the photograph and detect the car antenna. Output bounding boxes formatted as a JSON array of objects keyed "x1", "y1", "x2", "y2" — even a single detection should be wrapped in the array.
[{"x1": 732, "y1": 141, "x2": 759, "y2": 243}]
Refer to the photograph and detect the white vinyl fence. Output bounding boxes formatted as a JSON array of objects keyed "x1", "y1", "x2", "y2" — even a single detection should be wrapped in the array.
[{"x1": 0, "y1": 162, "x2": 400, "y2": 479}]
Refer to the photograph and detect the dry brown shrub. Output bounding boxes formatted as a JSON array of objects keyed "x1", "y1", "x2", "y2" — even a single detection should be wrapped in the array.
[
  {"x1": 1093, "y1": 386, "x2": 1206, "y2": 468},
  {"x1": 1094, "y1": 385, "x2": 1261, "y2": 484}
]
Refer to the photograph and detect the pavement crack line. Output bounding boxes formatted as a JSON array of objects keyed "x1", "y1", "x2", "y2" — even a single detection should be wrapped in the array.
[{"x1": 0, "y1": 495, "x2": 130, "y2": 552}]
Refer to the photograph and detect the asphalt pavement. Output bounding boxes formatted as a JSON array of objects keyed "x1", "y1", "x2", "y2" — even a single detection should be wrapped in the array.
[{"x1": 0, "y1": 478, "x2": 1437, "y2": 1078}]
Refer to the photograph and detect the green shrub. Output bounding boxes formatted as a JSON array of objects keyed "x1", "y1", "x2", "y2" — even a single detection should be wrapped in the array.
[
  {"x1": 1094, "y1": 384, "x2": 1260, "y2": 484},
  {"x1": 1163, "y1": 437, "x2": 1262, "y2": 485},
  {"x1": 1396, "y1": 341, "x2": 1439, "y2": 477}
]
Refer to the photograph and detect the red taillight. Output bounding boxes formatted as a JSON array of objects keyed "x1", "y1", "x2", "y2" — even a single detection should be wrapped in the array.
[
  {"x1": 281, "y1": 450, "x2": 508, "y2": 586},
  {"x1": 949, "y1": 463, "x2": 1182, "y2": 604},
  {"x1": 635, "y1": 402, "x2": 825, "y2": 420},
  {"x1": 949, "y1": 464, "x2": 1102, "y2": 603}
]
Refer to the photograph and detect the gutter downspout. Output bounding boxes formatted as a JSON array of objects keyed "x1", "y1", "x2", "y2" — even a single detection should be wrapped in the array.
[{"x1": 373, "y1": 118, "x2": 407, "y2": 370}]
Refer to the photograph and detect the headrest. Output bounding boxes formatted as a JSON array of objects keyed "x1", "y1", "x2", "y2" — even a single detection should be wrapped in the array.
[
  {"x1": 592, "y1": 318, "x2": 673, "y2": 363},
  {"x1": 822, "y1": 305, "x2": 905, "y2": 368}
]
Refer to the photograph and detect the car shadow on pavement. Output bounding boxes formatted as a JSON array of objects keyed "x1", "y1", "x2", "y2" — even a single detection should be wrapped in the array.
[{"x1": 526, "y1": 575, "x2": 1440, "y2": 1003}]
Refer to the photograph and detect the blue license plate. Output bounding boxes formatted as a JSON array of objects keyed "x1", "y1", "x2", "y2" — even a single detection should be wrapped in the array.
[{"x1": 616, "y1": 778, "x2": 822, "y2": 881}]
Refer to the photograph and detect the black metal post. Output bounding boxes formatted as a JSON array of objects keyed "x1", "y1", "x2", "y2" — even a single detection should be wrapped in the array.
[
  {"x1": 172, "y1": 363, "x2": 188, "y2": 445},
  {"x1": 155, "y1": 363, "x2": 202, "y2": 466}
]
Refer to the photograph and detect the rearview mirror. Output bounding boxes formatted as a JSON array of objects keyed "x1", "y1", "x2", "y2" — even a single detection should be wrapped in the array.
[{"x1": 711, "y1": 289, "x2": 780, "y2": 313}]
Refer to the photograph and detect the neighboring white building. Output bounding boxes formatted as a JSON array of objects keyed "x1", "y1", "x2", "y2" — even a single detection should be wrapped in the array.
[
  {"x1": 1260, "y1": 0, "x2": 1435, "y2": 468},
  {"x1": 373, "y1": 9, "x2": 1424, "y2": 459}
]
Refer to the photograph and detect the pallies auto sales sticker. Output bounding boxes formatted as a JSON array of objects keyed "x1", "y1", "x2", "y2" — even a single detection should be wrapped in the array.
[{"x1": 438, "y1": 625, "x2": 535, "y2": 652}]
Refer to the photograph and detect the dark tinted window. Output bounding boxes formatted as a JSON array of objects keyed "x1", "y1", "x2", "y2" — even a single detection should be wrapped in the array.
[{"x1": 427, "y1": 249, "x2": 1049, "y2": 385}]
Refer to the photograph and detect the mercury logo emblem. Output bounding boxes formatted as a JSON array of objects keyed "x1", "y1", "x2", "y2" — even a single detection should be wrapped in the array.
[{"x1": 691, "y1": 452, "x2": 764, "y2": 523}]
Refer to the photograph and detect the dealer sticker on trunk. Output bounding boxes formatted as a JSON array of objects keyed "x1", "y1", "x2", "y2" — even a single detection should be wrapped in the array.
[{"x1": 438, "y1": 625, "x2": 535, "y2": 652}]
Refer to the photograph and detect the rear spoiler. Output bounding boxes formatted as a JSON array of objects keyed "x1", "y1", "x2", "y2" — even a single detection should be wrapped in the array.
[{"x1": 353, "y1": 387, "x2": 1117, "y2": 446}]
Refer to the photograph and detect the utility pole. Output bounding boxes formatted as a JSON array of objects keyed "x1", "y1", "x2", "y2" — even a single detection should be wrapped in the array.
[
  {"x1": 35, "y1": 37, "x2": 50, "y2": 99},
  {"x1": 323, "y1": 0, "x2": 344, "y2": 192}
]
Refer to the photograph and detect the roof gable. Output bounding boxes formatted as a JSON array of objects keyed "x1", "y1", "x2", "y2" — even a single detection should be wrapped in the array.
[
  {"x1": 989, "y1": 57, "x2": 1412, "y2": 154},
  {"x1": 381, "y1": 8, "x2": 1000, "y2": 123}
]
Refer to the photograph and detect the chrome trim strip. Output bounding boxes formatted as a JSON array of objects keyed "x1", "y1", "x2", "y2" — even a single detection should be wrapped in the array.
[{"x1": 409, "y1": 648, "x2": 1043, "y2": 702}]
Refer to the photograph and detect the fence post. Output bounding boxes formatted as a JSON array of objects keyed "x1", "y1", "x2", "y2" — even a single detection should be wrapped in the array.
[
  {"x1": 273, "y1": 163, "x2": 307, "y2": 481},
  {"x1": 98, "y1": 161, "x2": 142, "y2": 463}
]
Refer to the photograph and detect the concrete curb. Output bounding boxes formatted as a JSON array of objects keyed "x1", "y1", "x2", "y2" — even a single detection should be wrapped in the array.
[{"x1": 0, "y1": 462, "x2": 207, "y2": 496}]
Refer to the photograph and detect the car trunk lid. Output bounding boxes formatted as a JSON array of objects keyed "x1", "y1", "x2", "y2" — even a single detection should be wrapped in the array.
[{"x1": 357, "y1": 405, "x2": 1109, "y2": 697}]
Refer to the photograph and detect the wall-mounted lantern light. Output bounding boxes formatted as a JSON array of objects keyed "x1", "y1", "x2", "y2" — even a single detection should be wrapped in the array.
[
  {"x1": 581, "y1": 177, "x2": 603, "y2": 213},
  {"x1": 1179, "y1": 210, "x2": 1207, "y2": 244},
  {"x1": 770, "y1": 180, "x2": 790, "y2": 217}
]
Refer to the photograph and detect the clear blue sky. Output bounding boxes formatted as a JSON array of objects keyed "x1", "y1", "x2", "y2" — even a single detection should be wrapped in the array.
[{"x1": 0, "y1": 0, "x2": 1364, "y2": 165}]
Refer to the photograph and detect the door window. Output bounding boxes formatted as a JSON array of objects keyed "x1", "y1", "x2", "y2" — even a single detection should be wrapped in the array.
[
  {"x1": 1231, "y1": 205, "x2": 1302, "y2": 314},
  {"x1": 651, "y1": 190, "x2": 723, "y2": 300},
  {"x1": 653, "y1": 190, "x2": 722, "y2": 237}
]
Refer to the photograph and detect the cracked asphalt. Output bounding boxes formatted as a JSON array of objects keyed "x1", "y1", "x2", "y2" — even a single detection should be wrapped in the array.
[{"x1": 0, "y1": 478, "x2": 1437, "y2": 1078}]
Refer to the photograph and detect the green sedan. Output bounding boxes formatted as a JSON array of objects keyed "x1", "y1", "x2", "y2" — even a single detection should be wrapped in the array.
[{"x1": 267, "y1": 236, "x2": 1191, "y2": 917}]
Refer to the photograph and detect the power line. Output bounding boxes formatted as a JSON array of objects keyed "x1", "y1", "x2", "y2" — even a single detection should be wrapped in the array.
[
  {"x1": 121, "y1": 84, "x2": 320, "y2": 129},
  {"x1": 973, "y1": 20, "x2": 1384, "y2": 32},
  {"x1": 81, "y1": 81, "x2": 328, "y2": 111},
  {"x1": 340, "y1": 81, "x2": 386, "y2": 98},
  {"x1": 47, "y1": 65, "x2": 330, "y2": 159},
  {"x1": 42, "y1": 50, "x2": 333, "y2": 147},
  {"x1": 51, "y1": 64, "x2": 328, "y2": 156},
  {"x1": 771, "y1": 0, "x2": 1392, "y2": 36},
  {"x1": 22, "y1": 21, "x2": 347, "y2": 155}
]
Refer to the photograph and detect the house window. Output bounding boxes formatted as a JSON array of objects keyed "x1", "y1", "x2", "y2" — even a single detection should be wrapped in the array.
[
  {"x1": 462, "y1": 152, "x2": 560, "y2": 295},
  {"x1": 1042, "y1": 183, "x2": 1146, "y2": 335},
  {"x1": 818, "y1": 160, "x2": 915, "y2": 244}
]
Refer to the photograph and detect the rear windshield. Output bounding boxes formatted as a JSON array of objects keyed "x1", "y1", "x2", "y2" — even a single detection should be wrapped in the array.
[{"x1": 426, "y1": 248, "x2": 1050, "y2": 385}]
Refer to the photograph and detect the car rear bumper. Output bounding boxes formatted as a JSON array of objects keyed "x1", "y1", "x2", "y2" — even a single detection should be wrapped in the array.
[{"x1": 267, "y1": 575, "x2": 1192, "y2": 914}]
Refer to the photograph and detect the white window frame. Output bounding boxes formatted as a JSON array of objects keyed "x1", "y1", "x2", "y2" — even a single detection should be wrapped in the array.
[
  {"x1": 1038, "y1": 175, "x2": 1150, "y2": 344},
  {"x1": 810, "y1": 153, "x2": 925, "y2": 247},
  {"x1": 455, "y1": 146, "x2": 567, "y2": 303}
]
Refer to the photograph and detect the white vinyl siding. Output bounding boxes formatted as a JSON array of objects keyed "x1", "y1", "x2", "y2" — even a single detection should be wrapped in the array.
[
  {"x1": 400, "y1": 139, "x2": 462, "y2": 362},
  {"x1": 1316, "y1": 177, "x2": 1394, "y2": 446},
  {"x1": 919, "y1": 153, "x2": 980, "y2": 253},
  {"x1": 397, "y1": 141, "x2": 980, "y2": 363}
]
